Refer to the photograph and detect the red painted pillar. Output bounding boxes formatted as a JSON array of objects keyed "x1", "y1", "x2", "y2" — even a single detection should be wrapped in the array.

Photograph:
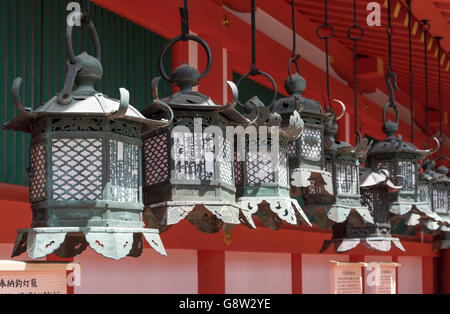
[
  {"x1": 349, "y1": 255, "x2": 365, "y2": 294},
  {"x1": 392, "y1": 256, "x2": 399, "y2": 294},
  {"x1": 46, "y1": 254, "x2": 74, "y2": 295},
  {"x1": 422, "y1": 256, "x2": 436, "y2": 294},
  {"x1": 197, "y1": 250, "x2": 226, "y2": 294},
  {"x1": 291, "y1": 253, "x2": 302, "y2": 294},
  {"x1": 198, "y1": 34, "x2": 225, "y2": 104},
  {"x1": 438, "y1": 249, "x2": 450, "y2": 294},
  {"x1": 171, "y1": 40, "x2": 189, "y2": 94}
]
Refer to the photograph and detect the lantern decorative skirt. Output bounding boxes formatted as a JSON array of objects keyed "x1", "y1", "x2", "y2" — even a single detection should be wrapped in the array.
[
  {"x1": 235, "y1": 97, "x2": 311, "y2": 230},
  {"x1": 141, "y1": 34, "x2": 256, "y2": 234},
  {"x1": 273, "y1": 73, "x2": 333, "y2": 198},
  {"x1": 321, "y1": 167, "x2": 406, "y2": 253},
  {"x1": 3, "y1": 18, "x2": 170, "y2": 260}
]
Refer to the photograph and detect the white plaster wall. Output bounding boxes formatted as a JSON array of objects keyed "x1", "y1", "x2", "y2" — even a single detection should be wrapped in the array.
[
  {"x1": 225, "y1": 252, "x2": 292, "y2": 294},
  {"x1": 301, "y1": 254, "x2": 349, "y2": 294},
  {"x1": 74, "y1": 248, "x2": 198, "y2": 294},
  {"x1": 397, "y1": 256, "x2": 422, "y2": 294}
]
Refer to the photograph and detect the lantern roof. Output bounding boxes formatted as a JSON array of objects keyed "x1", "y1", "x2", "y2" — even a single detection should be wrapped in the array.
[
  {"x1": 273, "y1": 73, "x2": 325, "y2": 118},
  {"x1": 369, "y1": 136, "x2": 432, "y2": 158},
  {"x1": 142, "y1": 76, "x2": 252, "y2": 126},
  {"x1": 142, "y1": 31, "x2": 253, "y2": 126},
  {"x1": 359, "y1": 167, "x2": 403, "y2": 192},
  {"x1": 4, "y1": 34, "x2": 171, "y2": 134}
]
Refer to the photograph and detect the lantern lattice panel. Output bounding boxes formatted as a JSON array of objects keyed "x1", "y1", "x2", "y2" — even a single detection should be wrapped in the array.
[
  {"x1": 109, "y1": 140, "x2": 139, "y2": 203},
  {"x1": 29, "y1": 143, "x2": 47, "y2": 202},
  {"x1": 335, "y1": 164, "x2": 358, "y2": 195},
  {"x1": 398, "y1": 161, "x2": 416, "y2": 192},
  {"x1": 433, "y1": 189, "x2": 449, "y2": 214},
  {"x1": 144, "y1": 133, "x2": 169, "y2": 186},
  {"x1": 234, "y1": 152, "x2": 244, "y2": 186},
  {"x1": 361, "y1": 188, "x2": 389, "y2": 222},
  {"x1": 300, "y1": 127, "x2": 322, "y2": 161},
  {"x1": 418, "y1": 183, "x2": 430, "y2": 203},
  {"x1": 172, "y1": 131, "x2": 215, "y2": 181},
  {"x1": 288, "y1": 141, "x2": 297, "y2": 157},
  {"x1": 279, "y1": 151, "x2": 288, "y2": 185},
  {"x1": 246, "y1": 151, "x2": 274, "y2": 184},
  {"x1": 52, "y1": 138, "x2": 103, "y2": 201},
  {"x1": 219, "y1": 138, "x2": 234, "y2": 186}
]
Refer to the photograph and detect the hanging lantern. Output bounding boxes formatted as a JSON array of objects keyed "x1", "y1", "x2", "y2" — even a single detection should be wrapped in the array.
[
  {"x1": 229, "y1": 0, "x2": 310, "y2": 231},
  {"x1": 431, "y1": 166, "x2": 450, "y2": 215},
  {"x1": 141, "y1": 3, "x2": 256, "y2": 234},
  {"x1": 321, "y1": 167, "x2": 405, "y2": 253},
  {"x1": 234, "y1": 96, "x2": 311, "y2": 230},
  {"x1": 3, "y1": 14, "x2": 171, "y2": 260},
  {"x1": 299, "y1": 102, "x2": 374, "y2": 230},
  {"x1": 430, "y1": 165, "x2": 450, "y2": 249},
  {"x1": 416, "y1": 159, "x2": 446, "y2": 233},
  {"x1": 273, "y1": 73, "x2": 333, "y2": 198},
  {"x1": 366, "y1": 102, "x2": 439, "y2": 231}
]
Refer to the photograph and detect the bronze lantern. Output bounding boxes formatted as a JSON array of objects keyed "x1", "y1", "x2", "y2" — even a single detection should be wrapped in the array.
[{"x1": 3, "y1": 13, "x2": 171, "y2": 260}]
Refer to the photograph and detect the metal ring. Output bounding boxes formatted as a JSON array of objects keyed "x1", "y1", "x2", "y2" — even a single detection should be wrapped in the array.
[
  {"x1": 235, "y1": 71, "x2": 278, "y2": 109},
  {"x1": 159, "y1": 34, "x2": 212, "y2": 83},
  {"x1": 316, "y1": 24, "x2": 335, "y2": 40},
  {"x1": 419, "y1": 20, "x2": 430, "y2": 33},
  {"x1": 383, "y1": 100, "x2": 399, "y2": 126},
  {"x1": 288, "y1": 56, "x2": 301, "y2": 81},
  {"x1": 347, "y1": 25, "x2": 364, "y2": 42},
  {"x1": 66, "y1": 15, "x2": 101, "y2": 64}
]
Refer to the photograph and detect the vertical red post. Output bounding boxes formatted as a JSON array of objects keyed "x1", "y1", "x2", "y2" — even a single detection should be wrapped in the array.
[
  {"x1": 349, "y1": 255, "x2": 365, "y2": 294},
  {"x1": 291, "y1": 253, "x2": 302, "y2": 294},
  {"x1": 171, "y1": 41, "x2": 189, "y2": 94},
  {"x1": 392, "y1": 256, "x2": 399, "y2": 294},
  {"x1": 438, "y1": 249, "x2": 450, "y2": 294},
  {"x1": 422, "y1": 256, "x2": 436, "y2": 294},
  {"x1": 46, "y1": 254, "x2": 74, "y2": 295},
  {"x1": 197, "y1": 250, "x2": 226, "y2": 294},
  {"x1": 198, "y1": 34, "x2": 225, "y2": 104}
]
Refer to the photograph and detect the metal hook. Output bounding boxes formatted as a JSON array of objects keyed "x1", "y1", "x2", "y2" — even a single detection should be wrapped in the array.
[
  {"x1": 431, "y1": 136, "x2": 440, "y2": 155},
  {"x1": 109, "y1": 88, "x2": 129, "y2": 119},
  {"x1": 179, "y1": 0, "x2": 189, "y2": 41},
  {"x1": 385, "y1": 71, "x2": 398, "y2": 106},
  {"x1": 332, "y1": 99, "x2": 346, "y2": 121},
  {"x1": 11, "y1": 77, "x2": 33, "y2": 116}
]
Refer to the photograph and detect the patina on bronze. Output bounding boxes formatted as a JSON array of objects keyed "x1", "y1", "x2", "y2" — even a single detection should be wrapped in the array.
[
  {"x1": 3, "y1": 12, "x2": 172, "y2": 260},
  {"x1": 141, "y1": 1, "x2": 257, "y2": 234}
]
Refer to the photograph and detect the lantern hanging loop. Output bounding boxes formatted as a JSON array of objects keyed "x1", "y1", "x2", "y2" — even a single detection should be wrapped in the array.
[
  {"x1": 383, "y1": 0, "x2": 399, "y2": 136},
  {"x1": 57, "y1": 10, "x2": 101, "y2": 105},
  {"x1": 158, "y1": 0, "x2": 212, "y2": 85},
  {"x1": 316, "y1": 0, "x2": 335, "y2": 107},
  {"x1": 235, "y1": 0, "x2": 277, "y2": 109},
  {"x1": 347, "y1": 0, "x2": 364, "y2": 144},
  {"x1": 435, "y1": 36, "x2": 447, "y2": 161},
  {"x1": 420, "y1": 19, "x2": 431, "y2": 148},
  {"x1": 81, "y1": 0, "x2": 92, "y2": 24},
  {"x1": 407, "y1": 0, "x2": 414, "y2": 143},
  {"x1": 288, "y1": 0, "x2": 301, "y2": 82}
]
